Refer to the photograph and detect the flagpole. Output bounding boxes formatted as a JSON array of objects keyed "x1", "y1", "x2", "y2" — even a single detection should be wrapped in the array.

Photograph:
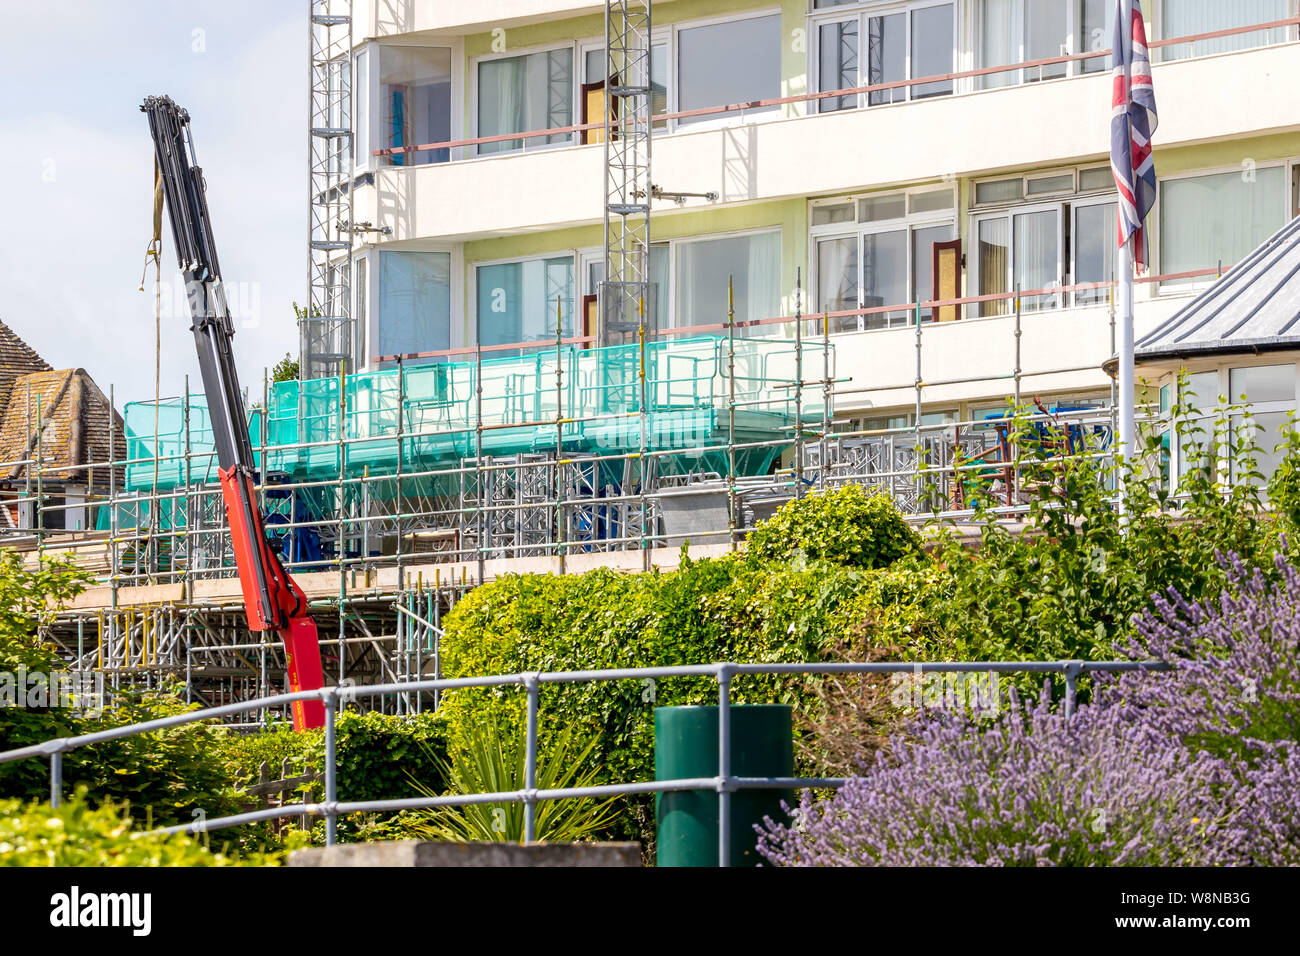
[
  {"x1": 1118, "y1": 236, "x2": 1135, "y2": 519},
  {"x1": 1116, "y1": 0, "x2": 1136, "y2": 523}
]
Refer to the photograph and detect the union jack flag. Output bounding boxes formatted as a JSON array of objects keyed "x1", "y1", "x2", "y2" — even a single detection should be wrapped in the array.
[{"x1": 1111, "y1": 0, "x2": 1159, "y2": 271}]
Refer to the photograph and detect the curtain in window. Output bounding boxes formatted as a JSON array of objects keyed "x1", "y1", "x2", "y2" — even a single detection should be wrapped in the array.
[
  {"x1": 675, "y1": 232, "x2": 781, "y2": 332},
  {"x1": 1161, "y1": 0, "x2": 1288, "y2": 60},
  {"x1": 1014, "y1": 209, "x2": 1060, "y2": 311},
  {"x1": 476, "y1": 257, "x2": 574, "y2": 350},
  {"x1": 649, "y1": 245, "x2": 670, "y2": 333},
  {"x1": 978, "y1": 218, "x2": 1011, "y2": 316},
  {"x1": 1025, "y1": 0, "x2": 1068, "y2": 80},
  {"x1": 354, "y1": 258, "x2": 367, "y2": 368},
  {"x1": 1160, "y1": 167, "x2": 1286, "y2": 282},
  {"x1": 378, "y1": 252, "x2": 451, "y2": 361},
  {"x1": 981, "y1": 0, "x2": 1018, "y2": 88},
  {"x1": 818, "y1": 237, "x2": 859, "y2": 332},
  {"x1": 478, "y1": 50, "x2": 573, "y2": 154},
  {"x1": 819, "y1": 19, "x2": 859, "y2": 112}
]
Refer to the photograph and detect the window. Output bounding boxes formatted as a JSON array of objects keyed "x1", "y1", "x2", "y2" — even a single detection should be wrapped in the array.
[
  {"x1": 355, "y1": 49, "x2": 370, "y2": 167},
  {"x1": 1229, "y1": 363, "x2": 1296, "y2": 484},
  {"x1": 583, "y1": 37, "x2": 669, "y2": 132},
  {"x1": 814, "y1": 2, "x2": 954, "y2": 111},
  {"x1": 972, "y1": 168, "x2": 1118, "y2": 312},
  {"x1": 1159, "y1": 166, "x2": 1287, "y2": 284},
  {"x1": 354, "y1": 258, "x2": 367, "y2": 368},
  {"x1": 477, "y1": 48, "x2": 574, "y2": 154},
  {"x1": 678, "y1": 14, "x2": 782, "y2": 126},
  {"x1": 813, "y1": 188, "x2": 955, "y2": 330},
  {"x1": 380, "y1": 46, "x2": 452, "y2": 166},
  {"x1": 1160, "y1": 0, "x2": 1291, "y2": 61},
  {"x1": 476, "y1": 256, "x2": 574, "y2": 350},
  {"x1": 378, "y1": 252, "x2": 451, "y2": 362},
  {"x1": 979, "y1": 0, "x2": 1110, "y2": 88},
  {"x1": 675, "y1": 232, "x2": 781, "y2": 332},
  {"x1": 1073, "y1": 200, "x2": 1117, "y2": 305}
]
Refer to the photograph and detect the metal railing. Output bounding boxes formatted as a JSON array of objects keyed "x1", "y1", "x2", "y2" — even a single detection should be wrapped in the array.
[
  {"x1": 371, "y1": 15, "x2": 1300, "y2": 161},
  {"x1": 0, "y1": 658, "x2": 1170, "y2": 866}
]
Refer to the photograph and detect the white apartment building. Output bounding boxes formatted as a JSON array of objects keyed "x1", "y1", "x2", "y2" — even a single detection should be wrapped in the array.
[{"x1": 307, "y1": 0, "x2": 1300, "y2": 470}]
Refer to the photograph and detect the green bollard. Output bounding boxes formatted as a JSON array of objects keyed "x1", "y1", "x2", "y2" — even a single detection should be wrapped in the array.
[{"x1": 655, "y1": 704, "x2": 794, "y2": 867}]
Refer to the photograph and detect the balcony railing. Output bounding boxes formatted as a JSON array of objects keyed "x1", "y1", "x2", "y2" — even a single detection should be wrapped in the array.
[{"x1": 371, "y1": 14, "x2": 1300, "y2": 164}]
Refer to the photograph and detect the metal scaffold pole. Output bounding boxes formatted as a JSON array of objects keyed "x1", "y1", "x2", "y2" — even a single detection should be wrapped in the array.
[
  {"x1": 304, "y1": 0, "x2": 354, "y2": 381},
  {"x1": 601, "y1": 1, "x2": 653, "y2": 348},
  {"x1": 794, "y1": 268, "x2": 805, "y2": 499},
  {"x1": 554, "y1": 296, "x2": 566, "y2": 575},
  {"x1": 727, "y1": 277, "x2": 737, "y2": 551}
]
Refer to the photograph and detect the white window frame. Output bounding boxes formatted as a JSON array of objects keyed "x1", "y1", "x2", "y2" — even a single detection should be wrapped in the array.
[
  {"x1": 1069, "y1": 193, "x2": 1119, "y2": 308},
  {"x1": 809, "y1": 0, "x2": 959, "y2": 111},
  {"x1": 370, "y1": 40, "x2": 463, "y2": 167},
  {"x1": 354, "y1": 44, "x2": 375, "y2": 175},
  {"x1": 368, "y1": 243, "x2": 464, "y2": 368},
  {"x1": 578, "y1": 27, "x2": 672, "y2": 133},
  {"x1": 470, "y1": 40, "x2": 580, "y2": 157},
  {"x1": 1155, "y1": 160, "x2": 1292, "y2": 293},
  {"x1": 973, "y1": 0, "x2": 1105, "y2": 87},
  {"x1": 1153, "y1": 0, "x2": 1300, "y2": 64},
  {"x1": 970, "y1": 201, "x2": 1065, "y2": 316},
  {"x1": 470, "y1": 248, "x2": 580, "y2": 347},
  {"x1": 669, "y1": 7, "x2": 785, "y2": 133},
  {"x1": 810, "y1": 185, "x2": 957, "y2": 332},
  {"x1": 670, "y1": 226, "x2": 784, "y2": 330}
]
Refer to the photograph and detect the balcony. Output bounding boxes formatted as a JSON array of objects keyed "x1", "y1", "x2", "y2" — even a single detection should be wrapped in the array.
[{"x1": 353, "y1": 38, "x2": 1299, "y2": 241}]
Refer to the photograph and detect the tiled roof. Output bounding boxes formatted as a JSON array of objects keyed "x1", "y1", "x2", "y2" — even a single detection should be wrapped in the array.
[
  {"x1": 1136, "y1": 215, "x2": 1300, "y2": 362},
  {"x1": 0, "y1": 368, "x2": 125, "y2": 488},
  {"x1": 0, "y1": 317, "x2": 53, "y2": 410}
]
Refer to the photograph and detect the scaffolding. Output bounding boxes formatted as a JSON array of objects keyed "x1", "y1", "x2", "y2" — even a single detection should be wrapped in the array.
[
  {"x1": 601, "y1": 0, "x2": 653, "y2": 346},
  {"x1": 303, "y1": 0, "x2": 354, "y2": 381},
  {"x1": 16, "y1": 8, "x2": 1295, "y2": 722}
]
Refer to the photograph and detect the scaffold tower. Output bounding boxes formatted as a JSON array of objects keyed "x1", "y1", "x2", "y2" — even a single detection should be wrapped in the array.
[
  {"x1": 304, "y1": 0, "x2": 354, "y2": 381},
  {"x1": 601, "y1": 0, "x2": 653, "y2": 346}
]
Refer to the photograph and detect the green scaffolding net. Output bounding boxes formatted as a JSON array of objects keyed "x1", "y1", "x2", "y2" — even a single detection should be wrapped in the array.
[{"x1": 121, "y1": 336, "x2": 828, "y2": 497}]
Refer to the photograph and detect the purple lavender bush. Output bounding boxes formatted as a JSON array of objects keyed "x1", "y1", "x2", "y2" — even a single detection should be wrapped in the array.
[{"x1": 758, "y1": 554, "x2": 1300, "y2": 866}]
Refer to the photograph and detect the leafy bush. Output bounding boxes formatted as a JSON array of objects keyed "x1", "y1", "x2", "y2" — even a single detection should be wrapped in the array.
[
  {"x1": 745, "y1": 485, "x2": 922, "y2": 569},
  {"x1": 64, "y1": 689, "x2": 245, "y2": 829},
  {"x1": 0, "y1": 793, "x2": 283, "y2": 866},
  {"x1": 319, "y1": 709, "x2": 449, "y2": 806},
  {"x1": 922, "y1": 397, "x2": 1284, "y2": 673},
  {"x1": 404, "y1": 723, "x2": 617, "y2": 843},
  {"x1": 759, "y1": 555, "x2": 1300, "y2": 866},
  {"x1": 437, "y1": 554, "x2": 874, "y2": 845},
  {"x1": 221, "y1": 721, "x2": 322, "y2": 786},
  {"x1": 0, "y1": 557, "x2": 242, "y2": 829}
]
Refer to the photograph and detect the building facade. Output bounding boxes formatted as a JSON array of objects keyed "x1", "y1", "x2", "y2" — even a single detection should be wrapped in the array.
[{"x1": 316, "y1": 1, "x2": 1298, "y2": 453}]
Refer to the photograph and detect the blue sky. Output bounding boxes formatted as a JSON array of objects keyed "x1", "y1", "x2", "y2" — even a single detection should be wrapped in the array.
[{"x1": 0, "y1": 0, "x2": 304, "y2": 407}]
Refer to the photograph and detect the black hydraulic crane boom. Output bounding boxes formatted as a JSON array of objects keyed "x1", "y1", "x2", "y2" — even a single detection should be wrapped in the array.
[{"x1": 141, "y1": 95, "x2": 325, "y2": 730}]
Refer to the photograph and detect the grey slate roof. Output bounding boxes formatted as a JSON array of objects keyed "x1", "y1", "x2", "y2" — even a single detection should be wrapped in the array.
[{"x1": 1135, "y1": 214, "x2": 1300, "y2": 363}]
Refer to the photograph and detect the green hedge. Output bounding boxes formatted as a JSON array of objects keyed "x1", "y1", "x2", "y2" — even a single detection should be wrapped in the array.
[
  {"x1": 437, "y1": 551, "x2": 883, "y2": 844},
  {"x1": 0, "y1": 794, "x2": 284, "y2": 866}
]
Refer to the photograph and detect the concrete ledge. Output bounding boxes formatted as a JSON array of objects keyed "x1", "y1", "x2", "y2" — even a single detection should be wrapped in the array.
[{"x1": 288, "y1": 840, "x2": 641, "y2": 867}]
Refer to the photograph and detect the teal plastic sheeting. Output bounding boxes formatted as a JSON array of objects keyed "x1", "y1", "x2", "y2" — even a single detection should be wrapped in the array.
[{"x1": 121, "y1": 336, "x2": 829, "y2": 493}]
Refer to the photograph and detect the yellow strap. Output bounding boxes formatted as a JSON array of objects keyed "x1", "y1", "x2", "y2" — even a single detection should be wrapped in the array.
[{"x1": 138, "y1": 157, "x2": 163, "y2": 290}]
